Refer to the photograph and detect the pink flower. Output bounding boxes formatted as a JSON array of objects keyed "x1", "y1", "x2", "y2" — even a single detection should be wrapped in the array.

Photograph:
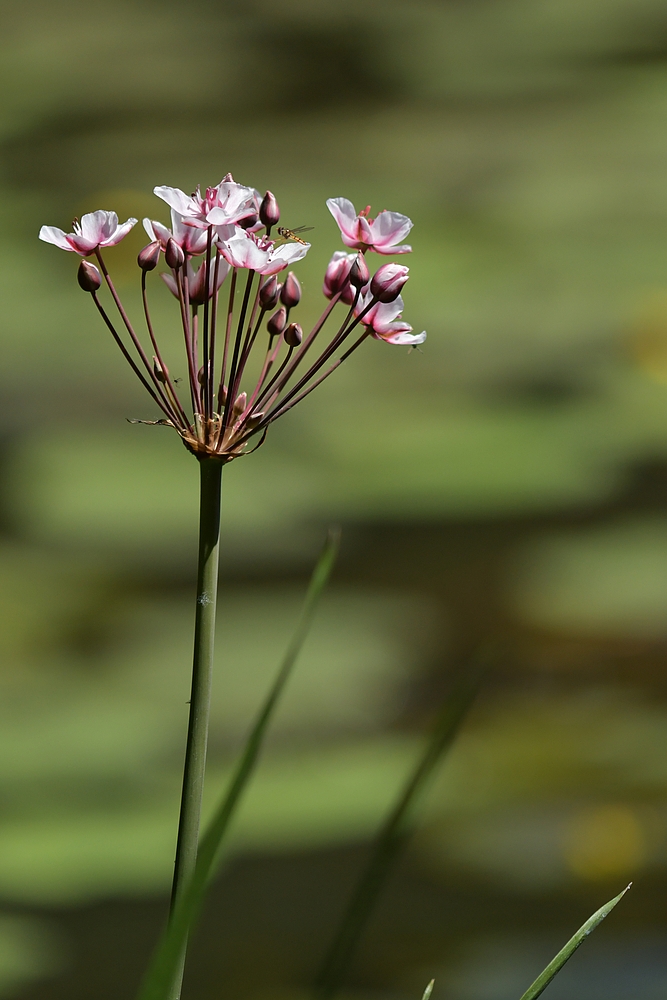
[
  {"x1": 161, "y1": 256, "x2": 230, "y2": 304},
  {"x1": 217, "y1": 227, "x2": 309, "y2": 275},
  {"x1": 153, "y1": 174, "x2": 259, "y2": 229},
  {"x1": 143, "y1": 210, "x2": 209, "y2": 256},
  {"x1": 356, "y1": 292, "x2": 426, "y2": 346},
  {"x1": 39, "y1": 210, "x2": 137, "y2": 255},
  {"x1": 326, "y1": 198, "x2": 412, "y2": 254}
]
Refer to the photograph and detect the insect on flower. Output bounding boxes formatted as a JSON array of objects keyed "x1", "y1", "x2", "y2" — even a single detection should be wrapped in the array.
[{"x1": 276, "y1": 226, "x2": 314, "y2": 246}]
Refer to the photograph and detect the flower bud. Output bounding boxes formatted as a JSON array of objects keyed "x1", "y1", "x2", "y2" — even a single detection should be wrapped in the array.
[
  {"x1": 280, "y1": 271, "x2": 301, "y2": 308},
  {"x1": 232, "y1": 391, "x2": 247, "y2": 417},
  {"x1": 165, "y1": 238, "x2": 185, "y2": 269},
  {"x1": 245, "y1": 410, "x2": 264, "y2": 429},
  {"x1": 138, "y1": 241, "x2": 161, "y2": 271},
  {"x1": 267, "y1": 306, "x2": 287, "y2": 337},
  {"x1": 349, "y1": 253, "x2": 370, "y2": 290},
  {"x1": 323, "y1": 252, "x2": 355, "y2": 299},
  {"x1": 77, "y1": 259, "x2": 102, "y2": 292},
  {"x1": 284, "y1": 322, "x2": 303, "y2": 347},
  {"x1": 260, "y1": 191, "x2": 280, "y2": 229},
  {"x1": 197, "y1": 361, "x2": 212, "y2": 385},
  {"x1": 259, "y1": 275, "x2": 280, "y2": 310},
  {"x1": 153, "y1": 356, "x2": 168, "y2": 383},
  {"x1": 370, "y1": 263, "x2": 409, "y2": 303}
]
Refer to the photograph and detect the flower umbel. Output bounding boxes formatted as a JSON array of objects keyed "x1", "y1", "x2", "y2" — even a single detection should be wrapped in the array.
[{"x1": 39, "y1": 179, "x2": 426, "y2": 461}]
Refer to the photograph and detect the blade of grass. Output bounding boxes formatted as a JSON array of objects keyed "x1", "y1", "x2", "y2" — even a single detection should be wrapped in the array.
[
  {"x1": 314, "y1": 659, "x2": 486, "y2": 1000},
  {"x1": 138, "y1": 527, "x2": 341, "y2": 1000},
  {"x1": 518, "y1": 884, "x2": 631, "y2": 1000},
  {"x1": 421, "y1": 979, "x2": 434, "y2": 1000}
]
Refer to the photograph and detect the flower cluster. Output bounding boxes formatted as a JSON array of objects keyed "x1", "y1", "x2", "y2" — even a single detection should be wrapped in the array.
[{"x1": 39, "y1": 178, "x2": 426, "y2": 461}]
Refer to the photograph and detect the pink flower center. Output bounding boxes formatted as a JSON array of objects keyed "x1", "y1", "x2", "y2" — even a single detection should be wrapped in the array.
[{"x1": 247, "y1": 232, "x2": 275, "y2": 253}]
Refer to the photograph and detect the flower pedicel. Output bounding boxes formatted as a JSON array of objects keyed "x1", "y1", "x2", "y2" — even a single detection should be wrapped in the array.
[{"x1": 39, "y1": 176, "x2": 425, "y2": 461}]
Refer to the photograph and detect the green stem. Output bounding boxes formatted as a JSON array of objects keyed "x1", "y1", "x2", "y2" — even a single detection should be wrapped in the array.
[
  {"x1": 137, "y1": 530, "x2": 340, "y2": 1000},
  {"x1": 168, "y1": 457, "x2": 223, "y2": 1000}
]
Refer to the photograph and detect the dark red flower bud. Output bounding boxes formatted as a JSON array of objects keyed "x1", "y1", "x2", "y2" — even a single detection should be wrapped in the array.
[
  {"x1": 283, "y1": 322, "x2": 303, "y2": 347},
  {"x1": 197, "y1": 361, "x2": 212, "y2": 385},
  {"x1": 370, "y1": 262, "x2": 409, "y2": 303},
  {"x1": 349, "y1": 253, "x2": 370, "y2": 290},
  {"x1": 280, "y1": 271, "x2": 301, "y2": 308},
  {"x1": 77, "y1": 259, "x2": 102, "y2": 292},
  {"x1": 165, "y1": 238, "x2": 185, "y2": 269},
  {"x1": 138, "y1": 241, "x2": 161, "y2": 271},
  {"x1": 259, "y1": 275, "x2": 280, "y2": 310},
  {"x1": 267, "y1": 307, "x2": 287, "y2": 337},
  {"x1": 260, "y1": 191, "x2": 280, "y2": 229}
]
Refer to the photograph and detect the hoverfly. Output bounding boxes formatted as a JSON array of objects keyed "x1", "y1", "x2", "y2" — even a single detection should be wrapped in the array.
[{"x1": 276, "y1": 226, "x2": 314, "y2": 246}]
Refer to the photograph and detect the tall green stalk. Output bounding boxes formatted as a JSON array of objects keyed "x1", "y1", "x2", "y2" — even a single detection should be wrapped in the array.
[
  {"x1": 138, "y1": 530, "x2": 340, "y2": 1000},
  {"x1": 168, "y1": 456, "x2": 223, "y2": 1000}
]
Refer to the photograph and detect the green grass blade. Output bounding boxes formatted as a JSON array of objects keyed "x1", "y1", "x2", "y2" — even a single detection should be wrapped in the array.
[
  {"x1": 314, "y1": 659, "x2": 485, "y2": 999},
  {"x1": 137, "y1": 527, "x2": 341, "y2": 1000},
  {"x1": 421, "y1": 979, "x2": 435, "y2": 1000},
  {"x1": 518, "y1": 884, "x2": 631, "y2": 1000}
]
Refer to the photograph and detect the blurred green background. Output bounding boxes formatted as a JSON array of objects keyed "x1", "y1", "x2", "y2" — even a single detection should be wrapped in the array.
[{"x1": 3, "y1": 0, "x2": 667, "y2": 997}]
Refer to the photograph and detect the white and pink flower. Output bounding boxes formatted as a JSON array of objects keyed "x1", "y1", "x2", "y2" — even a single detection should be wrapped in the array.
[
  {"x1": 326, "y1": 198, "x2": 412, "y2": 255},
  {"x1": 154, "y1": 175, "x2": 259, "y2": 229},
  {"x1": 39, "y1": 210, "x2": 137, "y2": 255},
  {"x1": 217, "y1": 227, "x2": 309, "y2": 275},
  {"x1": 143, "y1": 210, "x2": 209, "y2": 256},
  {"x1": 356, "y1": 292, "x2": 426, "y2": 346}
]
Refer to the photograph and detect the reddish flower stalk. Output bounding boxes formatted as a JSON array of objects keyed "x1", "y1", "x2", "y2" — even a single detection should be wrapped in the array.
[{"x1": 38, "y1": 180, "x2": 426, "y2": 463}]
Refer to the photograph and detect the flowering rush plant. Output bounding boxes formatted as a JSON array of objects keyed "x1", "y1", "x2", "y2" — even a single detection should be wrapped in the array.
[
  {"x1": 39, "y1": 175, "x2": 425, "y2": 1000},
  {"x1": 39, "y1": 179, "x2": 630, "y2": 1000},
  {"x1": 40, "y1": 179, "x2": 424, "y2": 460}
]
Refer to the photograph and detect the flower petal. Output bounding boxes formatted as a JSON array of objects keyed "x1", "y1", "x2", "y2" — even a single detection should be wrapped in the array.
[
  {"x1": 380, "y1": 328, "x2": 427, "y2": 346},
  {"x1": 373, "y1": 242, "x2": 412, "y2": 255},
  {"x1": 219, "y1": 232, "x2": 267, "y2": 271},
  {"x1": 272, "y1": 242, "x2": 310, "y2": 265},
  {"x1": 154, "y1": 185, "x2": 196, "y2": 217},
  {"x1": 358, "y1": 294, "x2": 405, "y2": 331},
  {"x1": 326, "y1": 197, "x2": 359, "y2": 240},
  {"x1": 160, "y1": 272, "x2": 179, "y2": 298},
  {"x1": 172, "y1": 212, "x2": 208, "y2": 254},
  {"x1": 100, "y1": 218, "x2": 137, "y2": 247},
  {"x1": 67, "y1": 235, "x2": 99, "y2": 254},
  {"x1": 144, "y1": 218, "x2": 171, "y2": 245},
  {"x1": 38, "y1": 226, "x2": 76, "y2": 251},
  {"x1": 80, "y1": 210, "x2": 117, "y2": 243},
  {"x1": 369, "y1": 209, "x2": 413, "y2": 250}
]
